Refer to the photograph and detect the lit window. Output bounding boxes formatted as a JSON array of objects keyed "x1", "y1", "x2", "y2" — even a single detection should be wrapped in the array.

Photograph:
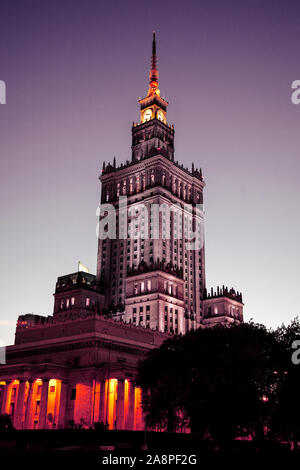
[{"x1": 86, "y1": 298, "x2": 90, "y2": 307}]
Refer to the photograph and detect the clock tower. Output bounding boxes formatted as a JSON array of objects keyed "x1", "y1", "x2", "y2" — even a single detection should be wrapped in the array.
[
  {"x1": 99, "y1": 31, "x2": 207, "y2": 333},
  {"x1": 132, "y1": 32, "x2": 174, "y2": 162}
]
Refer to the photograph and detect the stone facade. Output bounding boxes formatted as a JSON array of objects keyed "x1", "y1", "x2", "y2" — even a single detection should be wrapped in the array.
[{"x1": 0, "y1": 299, "x2": 168, "y2": 430}]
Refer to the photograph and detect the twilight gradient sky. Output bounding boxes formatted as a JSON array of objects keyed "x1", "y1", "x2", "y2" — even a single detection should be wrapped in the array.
[{"x1": 0, "y1": 0, "x2": 299, "y2": 345}]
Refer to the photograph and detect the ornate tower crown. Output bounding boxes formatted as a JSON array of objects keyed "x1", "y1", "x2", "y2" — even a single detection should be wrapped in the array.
[{"x1": 138, "y1": 31, "x2": 168, "y2": 125}]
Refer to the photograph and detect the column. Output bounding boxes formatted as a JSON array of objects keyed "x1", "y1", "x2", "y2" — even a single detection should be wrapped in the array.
[
  {"x1": 58, "y1": 380, "x2": 68, "y2": 429},
  {"x1": 24, "y1": 380, "x2": 34, "y2": 429},
  {"x1": 98, "y1": 379, "x2": 107, "y2": 425},
  {"x1": 14, "y1": 380, "x2": 27, "y2": 429},
  {"x1": 135, "y1": 387, "x2": 144, "y2": 431},
  {"x1": 91, "y1": 380, "x2": 101, "y2": 424},
  {"x1": 0, "y1": 380, "x2": 11, "y2": 415},
  {"x1": 39, "y1": 378, "x2": 50, "y2": 429},
  {"x1": 126, "y1": 380, "x2": 135, "y2": 430},
  {"x1": 116, "y1": 379, "x2": 125, "y2": 430},
  {"x1": 0, "y1": 384, "x2": 5, "y2": 411}
]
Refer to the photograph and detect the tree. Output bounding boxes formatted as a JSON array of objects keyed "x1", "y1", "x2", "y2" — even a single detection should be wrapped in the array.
[
  {"x1": 272, "y1": 317, "x2": 300, "y2": 449},
  {"x1": 136, "y1": 322, "x2": 284, "y2": 447}
]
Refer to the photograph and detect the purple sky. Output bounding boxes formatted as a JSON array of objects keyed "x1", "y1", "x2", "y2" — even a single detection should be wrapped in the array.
[{"x1": 0, "y1": 0, "x2": 300, "y2": 345}]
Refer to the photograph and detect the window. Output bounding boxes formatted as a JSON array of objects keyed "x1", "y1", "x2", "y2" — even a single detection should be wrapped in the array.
[
  {"x1": 71, "y1": 389, "x2": 76, "y2": 400},
  {"x1": 9, "y1": 402, "x2": 15, "y2": 417},
  {"x1": 133, "y1": 307, "x2": 137, "y2": 313},
  {"x1": 35, "y1": 401, "x2": 40, "y2": 414},
  {"x1": 71, "y1": 297, "x2": 75, "y2": 306},
  {"x1": 86, "y1": 298, "x2": 90, "y2": 307}
]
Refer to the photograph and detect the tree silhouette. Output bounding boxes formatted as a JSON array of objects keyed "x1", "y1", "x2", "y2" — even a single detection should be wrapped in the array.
[{"x1": 136, "y1": 321, "x2": 293, "y2": 449}]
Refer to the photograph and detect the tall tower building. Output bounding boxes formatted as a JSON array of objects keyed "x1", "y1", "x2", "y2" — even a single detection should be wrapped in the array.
[
  {"x1": 0, "y1": 33, "x2": 244, "y2": 433},
  {"x1": 0, "y1": 34, "x2": 243, "y2": 431},
  {"x1": 97, "y1": 33, "x2": 206, "y2": 334}
]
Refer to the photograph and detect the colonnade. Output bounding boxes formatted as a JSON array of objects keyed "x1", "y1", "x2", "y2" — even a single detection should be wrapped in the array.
[
  {"x1": 0, "y1": 378, "x2": 64, "y2": 429},
  {"x1": 0, "y1": 377, "x2": 144, "y2": 431}
]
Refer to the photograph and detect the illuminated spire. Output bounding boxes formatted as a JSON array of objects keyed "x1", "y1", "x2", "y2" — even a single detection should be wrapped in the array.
[{"x1": 148, "y1": 31, "x2": 160, "y2": 96}]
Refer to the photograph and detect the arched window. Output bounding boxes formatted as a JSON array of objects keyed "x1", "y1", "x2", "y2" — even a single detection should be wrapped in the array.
[{"x1": 151, "y1": 170, "x2": 155, "y2": 184}]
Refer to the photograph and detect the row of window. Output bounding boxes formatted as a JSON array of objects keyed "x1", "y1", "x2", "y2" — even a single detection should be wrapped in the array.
[
  {"x1": 60, "y1": 297, "x2": 91, "y2": 309},
  {"x1": 132, "y1": 304, "x2": 151, "y2": 313},
  {"x1": 105, "y1": 175, "x2": 201, "y2": 204}
]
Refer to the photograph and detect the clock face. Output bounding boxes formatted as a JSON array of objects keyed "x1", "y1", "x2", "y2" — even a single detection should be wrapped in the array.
[
  {"x1": 143, "y1": 109, "x2": 152, "y2": 122},
  {"x1": 157, "y1": 110, "x2": 164, "y2": 122}
]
